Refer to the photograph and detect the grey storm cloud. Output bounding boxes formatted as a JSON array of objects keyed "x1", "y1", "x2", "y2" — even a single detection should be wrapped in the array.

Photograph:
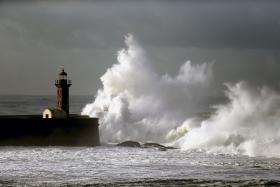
[{"x1": 1, "y1": 0, "x2": 280, "y2": 49}]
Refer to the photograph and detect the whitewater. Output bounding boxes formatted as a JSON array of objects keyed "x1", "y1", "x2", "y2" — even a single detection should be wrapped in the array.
[
  {"x1": 82, "y1": 34, "x2": 280, "y2": 158},
  {"x1": 0, "y1": 95, "x2": 279, "y2": 186}
]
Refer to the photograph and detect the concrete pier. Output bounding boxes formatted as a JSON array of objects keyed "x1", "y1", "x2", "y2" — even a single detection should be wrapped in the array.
[{"x1": 0, "y1": 115, "x2": 100, "y2": 146}]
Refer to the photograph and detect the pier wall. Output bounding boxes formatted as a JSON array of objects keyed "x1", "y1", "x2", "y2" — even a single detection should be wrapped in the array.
[{"x1": 0, "y1": 115, "x2": 100, "y2": 146}]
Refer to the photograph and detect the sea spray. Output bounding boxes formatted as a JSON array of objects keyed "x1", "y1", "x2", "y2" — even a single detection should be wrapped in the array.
[
  {"x1": 178, "y1": 82, "x2": 280, "y2": 157},
  {"x1": 82, "y1": 34, "x2": 213, "y2": 143},
  {"x1": 82, "y1": 34, "x2": 280, "y2": 158}
]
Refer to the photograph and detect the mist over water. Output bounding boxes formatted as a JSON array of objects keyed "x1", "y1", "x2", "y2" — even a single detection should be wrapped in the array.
[{"x1": 82, "y1": 34, "x2": 280, "y2": 158}]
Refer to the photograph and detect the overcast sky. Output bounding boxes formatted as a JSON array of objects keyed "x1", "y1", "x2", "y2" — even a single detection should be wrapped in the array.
[{"x1": 1, "y1": 0, "x2": 280, "y2": 95}]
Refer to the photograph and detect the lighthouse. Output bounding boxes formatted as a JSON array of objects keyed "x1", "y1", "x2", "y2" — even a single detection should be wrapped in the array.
[
  {"x1": 2, "y1": 67, "x2": 100, "y2": 146},
  {"x1": 43, "y1": 67, "x2": 72, "y2": 119},
  {"x1": 55, "y1": 67, "x2": 72, "y2": 115}
]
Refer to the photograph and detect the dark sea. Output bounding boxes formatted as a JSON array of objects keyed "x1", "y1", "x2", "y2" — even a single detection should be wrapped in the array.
[{"x1": 0, "y1": 96, "x2": 280, "y2": 187}]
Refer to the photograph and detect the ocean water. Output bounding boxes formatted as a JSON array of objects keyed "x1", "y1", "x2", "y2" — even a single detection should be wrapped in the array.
[
  {"x1": 0, "y1": 95, "x2": 92, "y2": 115},
  {"x1": 0, "y1": 96, "x2": 280, "y2": 186}
]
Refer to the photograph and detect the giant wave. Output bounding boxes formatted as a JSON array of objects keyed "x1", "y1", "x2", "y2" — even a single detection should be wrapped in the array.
[{"x1": 82, "y1": 34, "x2": 280, "y2": 158}]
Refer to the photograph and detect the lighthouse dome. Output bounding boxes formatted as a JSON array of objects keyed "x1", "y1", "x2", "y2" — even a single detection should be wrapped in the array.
[{"x1": 59, "y1": 68, "x2": 67, "y2": 76}]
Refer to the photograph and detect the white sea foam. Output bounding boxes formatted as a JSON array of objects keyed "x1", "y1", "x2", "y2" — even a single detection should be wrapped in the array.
[
  {"x1": 178, "y1": 82, "x2": 280, "y2": 157},
  {"x1": 82, "y1": 34, "x2": 280, "y2": 157}
]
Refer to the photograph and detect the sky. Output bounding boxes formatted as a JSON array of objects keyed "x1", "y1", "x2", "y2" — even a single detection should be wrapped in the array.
[{"x1": 1, "y1": 0, "x2": 280, "y2": 95}]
